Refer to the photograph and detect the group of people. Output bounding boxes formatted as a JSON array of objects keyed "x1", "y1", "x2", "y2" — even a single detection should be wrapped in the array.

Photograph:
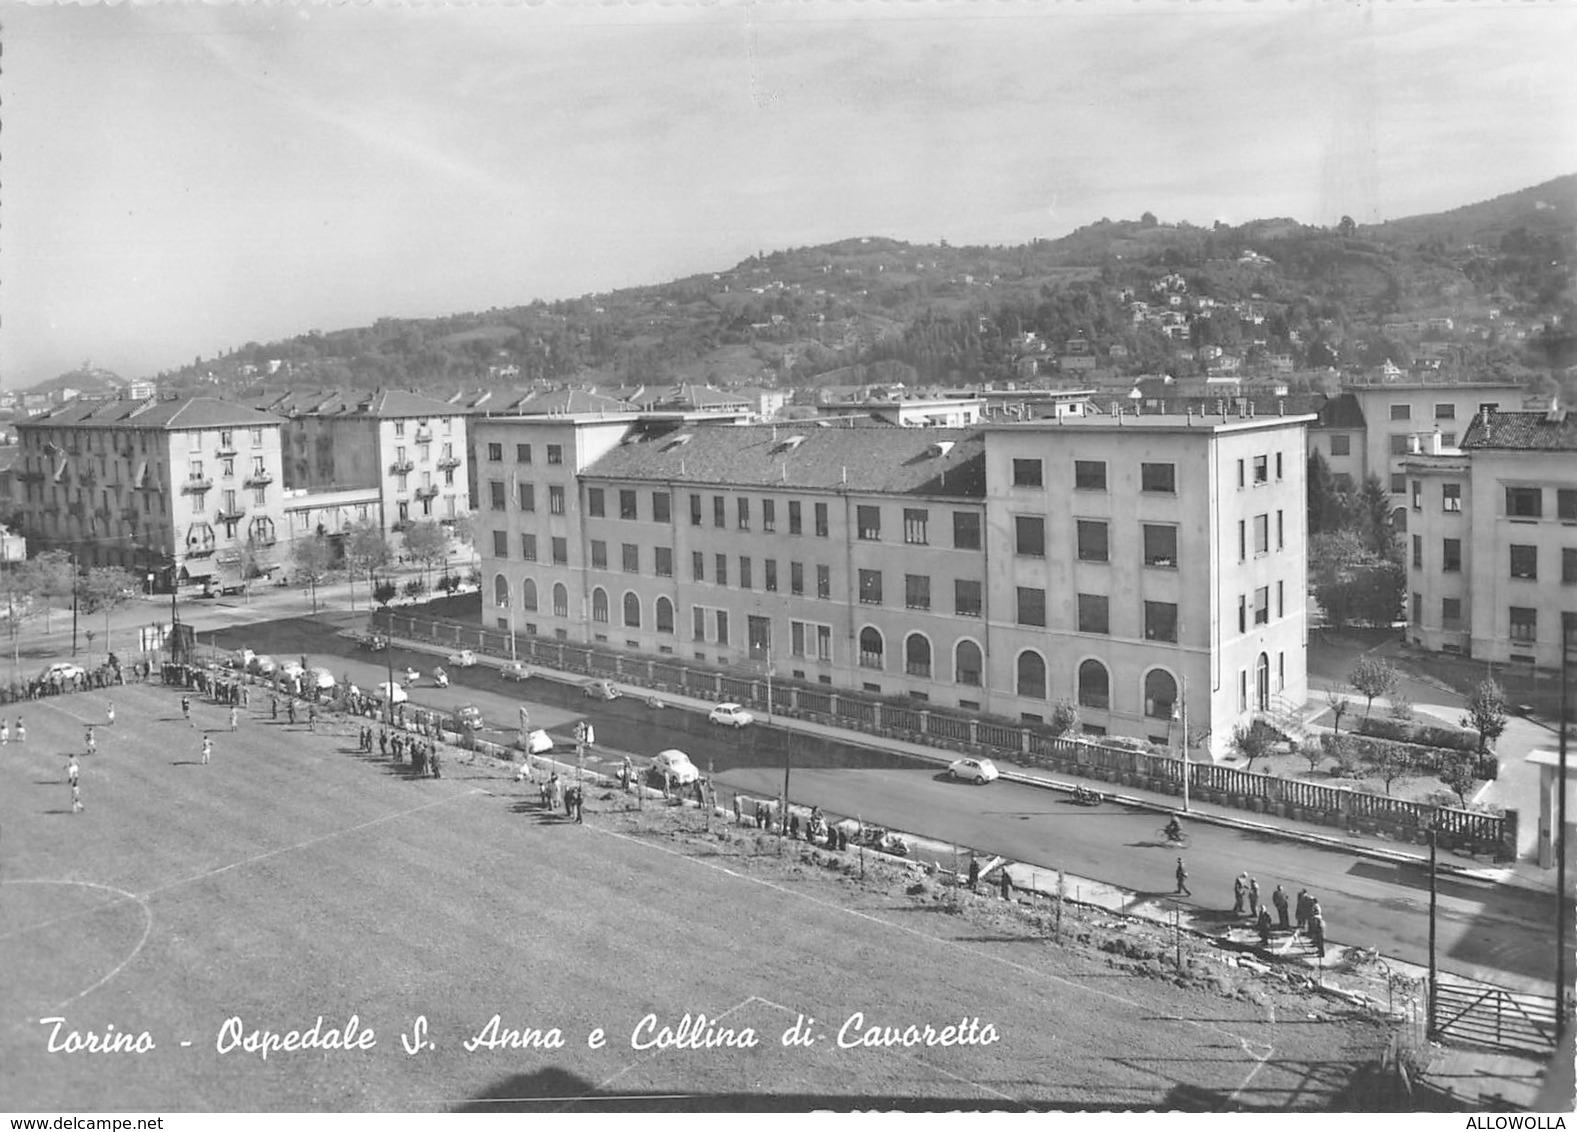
[
  {"x1": 368, "y1": 727, "x2": 443, "y2": 777},
  {"x1": 529, "y1": 769, "x2": 583, "y2": 822},
  {"x1": 14, "y1": 659, "x2": 134, "y2": 703},
  {"x1": 1233, "y1": 872, "x2": 1328, "y2": 957}
]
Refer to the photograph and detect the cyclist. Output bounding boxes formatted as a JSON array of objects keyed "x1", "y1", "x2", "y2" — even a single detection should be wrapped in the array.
[{"x1": 1164, "y1": 815, "x2": 1184, "y2": 843}]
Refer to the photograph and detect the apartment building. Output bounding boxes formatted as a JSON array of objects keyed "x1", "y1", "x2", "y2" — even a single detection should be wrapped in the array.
[
  {"x1": 1402, "y1": 406, "x2": 1577, "y2": 666},
  {"x1": 472, "y1": 408, "x2": 1312, "y2": 757},
  {"x1": 13, "y1": 397, "x2": 288, "y2": 590}
]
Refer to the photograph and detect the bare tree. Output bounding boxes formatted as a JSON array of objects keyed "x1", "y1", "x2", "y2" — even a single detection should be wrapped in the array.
[
  {"x1": 1324, "y1": 685, "x2": 1351, "y2": 735},
  {"x1": 1362, "y1": 738, "x2": 1416, "y2": 796},
  {"x1": 1460, "y1": 679, "x2": 1509, "y2": 754},
  {"x1": 79, "y1": 566, "x2": 140, "y2": 663},
  {"x1": 1347, "y1": 655, "x2": 1400, "y2": 721},
  {"x1": 1230, "y1": 723, "x2": 1274, "y2": 773},
  {"x1": 345, "y1": 519, "x2": 392, "y2": 612},
  {"x1": 290, "y1": 535, "x2": 334, "y2": 614},
  {"x1": 403, "y1": 519, "x2": 449, "y2": 590}
]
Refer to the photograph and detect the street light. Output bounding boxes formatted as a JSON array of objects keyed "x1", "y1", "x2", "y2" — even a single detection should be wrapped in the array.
[
  {"x1": 1557, "y1": 614, "x2": 1574, "y2": 1026},
  {"x1": 1170, "y1": 674, "x2": 1192, "y2": 812}
]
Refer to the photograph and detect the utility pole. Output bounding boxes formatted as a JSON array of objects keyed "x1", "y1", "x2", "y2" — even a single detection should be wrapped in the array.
[
  {"x1": 1174, "y1": 674, "x2": 1192, "y2": 812},
  {"x1": 1557, "y1": 618, "x2": 1572, "y2": 1025},
  {"x1": 384, "y1": 597, "x2": 396, "y2": 727},
  {"x1": 70, "y1": 552, "x2": 80, "y2": 657},
  {"x1": 1427, "y1": 816, "x2": 1440, "y2": 1040}
]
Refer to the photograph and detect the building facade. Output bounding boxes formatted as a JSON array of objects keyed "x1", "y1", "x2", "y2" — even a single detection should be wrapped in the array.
[
  {"x1": 472, "y1": 409, "x2": 1312, "y2": 757},
  {"x1": 13, "y1": 397, "x2": 288, "y2": 589}
]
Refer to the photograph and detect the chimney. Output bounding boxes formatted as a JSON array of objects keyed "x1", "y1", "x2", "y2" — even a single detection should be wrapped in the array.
[
  {"x1": 1431, "y1": 427, "x2": 1443, "y2": 455},
  {"x1": 1408, "y1": 434, "x2": 1422, "y2": 454}
]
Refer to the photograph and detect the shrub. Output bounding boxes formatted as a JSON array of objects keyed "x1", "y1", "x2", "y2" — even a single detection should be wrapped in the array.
[
  {"x1": 1356, "y1": 715, "x2": 1480, "y2": 752},
  {"x1": 402, "y1": 578, "x2": 427, "y2": 598},
  {"x1": 1387, "y1": 693, "x2": 1415, "y2": 723}
]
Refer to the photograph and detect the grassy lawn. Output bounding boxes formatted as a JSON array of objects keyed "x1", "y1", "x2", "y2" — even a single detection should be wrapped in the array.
[{"x1": 1, "y1": 681, "x2": 1397, "y2": 1111}]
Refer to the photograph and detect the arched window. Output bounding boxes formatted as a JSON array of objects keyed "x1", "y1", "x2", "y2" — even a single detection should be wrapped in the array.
[
  {"x1": 623, "y1": 592, "x2": 641, "y2": 628},
  {"x1": 1078, "y1": 659, "x2": 1110, "y2": 709},
  {"x1": 1144, "y1": 668, "x2": 1178, "y2": 719},
  {"x1": 858, "y1": 627, "x2": 885, "y2": 669},
  {"x1": 655, "y1": 596, "x2": 674, "y2": 634},
  {"x1": 1016, "y1": 651, "x2": 1047, "y2": 699},
  {"x1": 493, "y1": 573, "x2": 510, "y2": 608},
  {"x1": 954, "y1": 640, "x2": 983, "y2": 687},
  {"x1": 552, "y1": 583, "x2": 568, "y2": 618},
  {"x1": 521, "y1": 578, "x2": 538, "y2": 612},
  {"x1": 904, "y1": 633, "x2": 932, "y2": 678},
  {"x1": 592, "y1": 588, "x2": 609, "y2": 624},
  {"x1": 1256, "y1": 652, "x2": 1270, "y2": 712}
]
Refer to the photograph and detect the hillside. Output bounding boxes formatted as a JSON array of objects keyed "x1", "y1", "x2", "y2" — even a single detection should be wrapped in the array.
[{"x1": 149, "y1": 177, "x2": 1577, "y2": 400}]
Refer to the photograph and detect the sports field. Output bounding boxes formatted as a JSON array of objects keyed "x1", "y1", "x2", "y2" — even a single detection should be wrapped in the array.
[{"x1": 0, "y1": 680, "x2": 1389, "y2": 1111}]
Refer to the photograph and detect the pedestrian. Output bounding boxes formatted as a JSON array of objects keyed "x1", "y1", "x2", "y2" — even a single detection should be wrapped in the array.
[
  {"x1": 732, "y1": 794, "x2": 743, "y2": 824},
  {"x1": 14, "y1": 717, "x2": 24, "y2": 742},
  {"x1": 1000, "y1": 868, "x2": 1012, "y2": 901},
  {"x1": 307, "y1": 705, "x2": 316, "y2": 731},
  {"x1": 753, "y1": 802, "x2": 764, "y2": 828},
  {"x1": 573, "y1": 786, "x2": 583, "y2": 824},
  {"x1": 1175, "y1": 857, "x2": 1191, "y2": 896},
  {"x1": 182, "y1": 695, "x2": 192, "y2": 723},
  {"x1": 1272, "y1": 884, "x2": 1290, "y2": 931},
  {"x1": 1233, "y1": 872, "x2": 1247, "y2": 915},
  {"x1": 270, "y1": 695, "x2": 278, "y2": 720},
  {"x1": 838, "y1": 826, "x2": 849, "y2": 852},
  {"x1": 287, "y1": 700, "x2": 297, "y2": 725},
  {"x1": 379, "y1": 730, "x2": 388, "y2": 757},
  {"x1": 1248, "y1": 876, "x2": 1260, "y2": 917},
  {"x1": 967, "y1": 856, "x2": 980, "y2": 892},
  {"x1": 106, "y1": 702, "x2": 116, "y2": 726},
  {"x1": 72, "y1": 781, "x2": 84, "y2": 814},
  {"x1": 1256, "y1": 907, "x2": 1273, "y2": 948},
  {"x1": 85, "y1": 727, "x2": 96, "y2": 756},
  {"x1": 429, "y1": 748, "x2": 441, "y2": 779},
  {"x1": 66, "y1": 755, "x2": 80, "y2": 787},
  {"x1": 1295, "y1": 889, "x2": 1311, "y2": 931},
  {"x1": 515, "y1": 760, "x2": 530, "y2": 784},
  {"x1": 0, "y1": 720, "x2": 8, "y2": 746},
  {"x1": 229, "y1": 705, "x2": 238, "y2": 732},
  {"x1": 1308, "y1": 910, "x2": 1326, "y2": 958},
  {"x1": 201, "y1": 736, "x2": 212, "y2": 765}
]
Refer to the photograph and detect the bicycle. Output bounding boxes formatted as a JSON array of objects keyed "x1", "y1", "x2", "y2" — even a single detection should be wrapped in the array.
[{"x1": 1157, "y1": 826, "x2": 1191, "y2": 848}]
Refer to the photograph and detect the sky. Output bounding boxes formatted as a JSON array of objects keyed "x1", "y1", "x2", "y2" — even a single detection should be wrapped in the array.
[{"x1": 2, "y1": 0, "x2": 1575, "y2": 389}]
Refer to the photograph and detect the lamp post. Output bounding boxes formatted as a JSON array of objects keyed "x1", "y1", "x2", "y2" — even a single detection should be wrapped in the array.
[
  {"x1": 1171, "y1": 675, "x2": 1192, "y2": 812},
  {"x1": 1558, "y1": 615, "x2": 1573, "y2": 1026},
  {"x1": 1426, "y1": 809, "x2": 1444, "y2": 1040},
  {"x1": 384, "y1": 594, "x2": 396, "y2": 727},
  {"x1": 70, "y1": 551, "x2": 80, "y2": 657}
]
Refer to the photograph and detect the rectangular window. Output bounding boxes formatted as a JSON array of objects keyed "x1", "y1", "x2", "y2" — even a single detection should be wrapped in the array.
[
  {"x1": 1390, "y1": 404, "x2": 1412, "y2": 421},
  {"x1": 492, "y1": 530, "x2": 508, "y2": 557},
  {"x1": 788, "y1": 500, "x2": 802, "y2": 535},
  {"x1": 737, "y1": 497, "x2": 750, "y2": 531},
  {"x1": 1434, "y1": 403, "x2": 1456, "y2": 420},
  {"x1": 1390, "y1": 473, "x2": 1407, "y2": 495},
  {"x1": 715, "y1": 555, "x2": 728, "y2": 586},
  {"x1": 817, "y1": 565, "x2": 831, "y2": 600},
  {"x1": 762, "y1": 499, "x2": 776, "y2": 532},
  {"x1": 1012, "y1": 458, "x2": 1043, "y2": 488},
  {"x1": 622, "y1": 544, "x2": 639, "y2": 574},
  {"x1": 953, "y1": 511, "x2": 982, "y2": 550},
  {"x1": 1277, "y1": 579, "x2": 1284, "y2": 618},
  {"x1": 620, "y1": 490, "x2": 638, "y2": 521},
  {"x1": 690, "y1": 494, "x2": 703, "y2": 526},
  {"x1": 1016, "y1": 587, "x2": 1046, "y2": 627},
  {"x1": 713, "y1": 496, "x2": 726, "y2": 528},
  {"x1": 516, "y1": 443, "x2": 532, "y2": 464},
  {"x1": 1389, "y1": 434, "x2": 1411, "y2": 457},
  {"x1": 487, "y1": 442, "x2": 503, "y2": 462},
  {"x1": 1412, "y1": 535, "x2": 1422, "y2": 568},
  {"x1": 905, "y1": 574, "x2": 931, "y2": 611},
  {"x1": 715, "y1": 610, "x2": 729, "y2": 646},
  {"x1": 817, "y1": 625, "x2": 833, "y2": 662},
  {"x1": 1016, "y1": 515, "x2": 1046, "y2": 557},
  {"x1": 815, "y1": 502, "x2": 829, "y2": 537},
  {"x1": 551, "y1": 537, "x2": 567, "y2": 565},
  {"x1": 858, "y1": 569, "x2": 883, "y2": 605},
  {"x1": 1443, "y1": 483, "x2": 1461, "y2": 512},
  {"x1": 1253, "y1": 454, "x2": 1268, "y2": 484},
  {"x1": 857, "y1": 505, "x2": 881, "y2": 540},
  {"x1": 1140, "y1": 463, "x2": 1176, "y2": 493},
  {"x1": 1510, "y1": 544, "x2": 1538, "y2": 579},
  {"x1": 790, "y1": 561, "x2": 804, "y2": 595},
  {"x1": 1564, "y1": 548, "x2": 1577, "y2": 585},
  {"x1": 655, "y1": 547, "x2": 673, "y2": 577},
  {"x1": 693, "y1": 607, "x2": 706, "y2": 642},
  {"x1": 1077, "y1": 520, "x2": 1109, "y2": 563},
  {"x1": 520, "y1": 534, "x2": 537, "y2": 562},
  {"x1": 1412, "y1": 591, "x2": 1422, "y2": 626},
  {"x1": 488, "y1": 480, "x2": 506, "y2": 511},
  {"x1": 692, "y1": 552, "x2": 704, "y2": 581},
  {"x1": 1276, "y1": 510, "x2": 1285, "y2": 550},
  {"x1": 739, "y1": 556, "x2": 752, "y2": 590},
  {"x1": 546, "y1": 444, "x2": 563, "y2": 466},
  {"x1": 519, "y1": 483, "x2": 536, "y2": 512},
  {"x1": 955, "y1": 579, "x2": 983, "y2": 617},
  {"x1": 1443, "y1": 538, "x2": 1461, "y2": 572},
  {"x1": 1143, "y1": 524, "x2": 1177, "y2": 568},
  {"x1": 1330, "y1": 435, "x2": 1351, "y2": 456},
  {"x1": 1074, "y1": 460, "x2": 1106, "y2": 491},
  {"x1": 1559, "y1": 490, "x2": 1577, "y2": 521},
  {"x1": 1254, "y1": 585, "x2": 1269, "y2": 625},
  {"x1": 903, "y1": 508, "x2": 929, "y2": 545},
  {"x1": 1238, "y1": 519, "x2": 1246, "y2": 561},
  {"x1": 1412, "y1": 480, "x2": 1422, "y2": 511},
  {"x1": 1238, "y1": 595, "x2": 1247, "y2": 634},
  {"x1": 1507, "y1": 486, "x2": 1542, "y2": 518},
  {"x1": 590, "y1": 540, "x2": 608, "y2": 569},
  {"x1": 651, "y1": 491, "x2": 671, "y2": 523},
  {"x1": 1275, "y1": 452, "x2": 1283, "y2": 481},
  {"x1": 791, "y1": 621, "x2": 806, "y2": 658},
  {"x1": 1442, "y1": 597, "x2": 1463, "y2": 628},
  {"x1": 1510, "y1": 606, "x2": 1537, "y2": 643},
  {"x1": 764, "y1": 559, "x2": 778, "y2": 592},
  {"x1": 549, "y1": 486, "x2": 565, "y2": 515},
  {"x1": 587, "y1": 487, "x2": 605, "y2": 517},
  {"x1": 1144, "y1": 601, "x2": 1179, "y2": 643},
  {"x1": 1236, "y1": 459, "x2": 1245, "y2": 489},
  {"x1": 1077, "y1": 593, "x2": 1109, "y2": 634}
]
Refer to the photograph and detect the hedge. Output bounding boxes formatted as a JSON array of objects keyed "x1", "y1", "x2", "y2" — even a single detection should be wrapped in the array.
[{"x1": 1356, "y1": 715, "x2": 1480, "y2": 753}]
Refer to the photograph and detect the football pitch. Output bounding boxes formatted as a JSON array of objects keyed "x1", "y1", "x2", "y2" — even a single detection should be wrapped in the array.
[{"x1": 0, "y1": 681, "x2": 1385, "y2": 1111}]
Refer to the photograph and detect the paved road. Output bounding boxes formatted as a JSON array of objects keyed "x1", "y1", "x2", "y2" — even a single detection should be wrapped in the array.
[{"x1": 216, "y1": 615, "x2": 1562, "y2": 994}]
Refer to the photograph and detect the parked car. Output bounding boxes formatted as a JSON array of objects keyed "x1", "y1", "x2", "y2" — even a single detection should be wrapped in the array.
[
  {"x1": 374, "y1": 681, "x2": 408, "y2": 705},
  {"x1": 524, "y1": 728, "x2": 554, "y2": 755},
  {"x1": 358, "y1": 633, "x2": 388, "y2": 652},
  {"x1": 279, "y1": 660, "x2": 307, "y2": 681},
  {"x1": 230, "y1": 648, "x2": 255, "y2": 670},
  {"x1": 451, "y1": 704, "x2": 485, "y2": 731},
  {"x1": 708, "y1": 702, "x2": 754, "y2": 728},
  {"x1": 249, "y1": 655, "x2": 279, "y2": 677},
  {"x1": 583, "y1": 679, "x2": 620, "y2": 701},
  {"x1": 500, "y1": 661, "x2": 532, "y2": 682},
  {"x1": 651, "y1": 748, "x2": 700, "y2": 786},
  {"x1": 307, "y1": 667, "x2": 337, "y2": 691},
  {"x1": 447, "y1": 649, "x2": 478, "y2": 668},
  {"x1": 38, "y1": 662, "x2": 87, "y2": 683},
  {"x1": 948, "y1": 757, "x2": 999, "y2": 785}
]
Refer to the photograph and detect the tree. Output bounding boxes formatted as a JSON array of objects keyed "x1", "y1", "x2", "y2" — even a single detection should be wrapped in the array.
[
  {"x1": 1324, "y1": 685, "x2": 1351, "y2": 735},
  {"x1": 450, "y1": 512, "x2": 477, "y2": 574},
  {"x1": 0, "y1": 561, "x2": 51, "y2": 676},
  {"x1": 345, "y1": 519, "x2": 392, "y2": 612},
  {"x1": 403, "y1": 519, "x2": 449, "y2": 589},
  {"x1": 1354, "y1": 473, "x2": 1399, "y2": 560},
  {"x1": 1048, "y1": 699, "x2": 1080, "y2": 738},
  {"x1": 1306, "y1": 450, "x2": 1343, "y2": 535},
  {"x1": 1362, "y1": 738, "x2": 1416, "y2": 796},
  {"x1": 373, "y1": 578, "x2": 398, "y2": 606},
  {"x1": 290, "y1": 535, "x2": 334, "y2": 614},
  {"x1": 1230, "y1": 723, "x2": 1274, "y2": 773},
  {"x1": 78, "y1": 566, "x2": 139, "y2": 663},
  {"x1": 1338, "y1": 215, "x2": 1357, "y2": 238},
  {"x1": 1310, "y1": 530, "x2": 1404, "y2": 628},
  {"x1": 1348, "y1": 655, "x2": 1400, "y2": 720},
  {"x1": 1460, "y1": 679, "x2": 1508, "y2": 755},
  {"x1": 28, "y1": 550, "x2": 75, "y2": 633},
  {"x1": 1438, "y1": 751, "x2": 1479, "y2": 808}
]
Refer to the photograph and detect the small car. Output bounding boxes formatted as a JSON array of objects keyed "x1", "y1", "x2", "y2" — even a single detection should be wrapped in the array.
[
  {"x1": 524, "y1": 728, "x2": 554, "y2": 755},
  {"x1": 451, "y1": 704, "x2": 485, "y2": 731},
  {"x1": 249, "y1": 654, "x2": 279, "y2": 677},
  {"x1": 38, "y1": 661, "x2": 87, "y2": 683},
  {"x1": 359, "y1": 633, "x2": 389, "y2": 652},
  {"x1": 231, "y1": 648, "x2": 255, "y2": 670},
  {"x1": 708, "y1": 703, "x2": 754, "y2": 728},
  {"x1": 307, "y1": 667, "x2": 337, "y2": 691},
  {"x1": 500, "y1": 661, "x2": 532, "y2": 682},
  {"x1": 582, "y1": 679, "x2": 620, "y2": 701},
  {"x1": 279, "y1": 660, "x2": 307, "y2": 681},
  {"x1": 948, "y1": 757, "x2": 999, "y2": 785},
  {"x1": 375, "y1": 681, "x2": 408, "y2": 705},
  {"x1": 651, "y1": 749, "x2": 700, "y2": 786},
  {"x1": 447, "y1": 649, "x2": 478, "y2": 668}
]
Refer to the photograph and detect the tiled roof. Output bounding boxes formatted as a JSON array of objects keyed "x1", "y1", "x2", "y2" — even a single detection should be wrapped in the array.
[
  {"x1": 586, "y1": 424, "x2": 987, "y2": 498},
  {"x1": 1314, "y1": 393, "x2": 1366, "y2": 430},
  {"x1": 1461, "y1": 409, "x2": 1577, "y2": 452},
  {"x1": 18, "y1": 397, "x2": 282, "y2": 431},
  {"x1": 243, "y1": 387, "x2": 461, "y2": 419},
  {"x1": 506, "y1": 389, "x2": 634, "y2": 415}
]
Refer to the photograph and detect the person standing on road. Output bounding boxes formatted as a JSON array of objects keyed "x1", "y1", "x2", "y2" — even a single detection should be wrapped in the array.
[
  {"x1": 85, "y1": 727, "x2": 96, "y2": 756},
  {"x1": 1000, "y1": 868, "x2": 1012, "y2": 901},
  {"x1": 270, "y1": 695, "x2": 278, "y2": 720},
  {"x1": 201, "y1": 735, "x2": 213, "y2": 765},
  {"x1": 182, "y1": 695, "x2": 193, "y2": 723},
  {"x1": 1272, "y1": 884, "x2": 1290, "y2": 931},
  {"x1": 71, "y1": 781, "x2": 84, "y2": 814},
  {"x1": 1256, "y1": 907, "x2": 1273, "y2": 949},
  {"x1": 106, "y1": 703, "x2": 116, "y2": 726},
  {"x1": 14, "y1": 717, "x2": 24, "y2": 743},
  {"x1": 429, "y1": 747, "x2": 441, "y2": 779},
  {"x1": 66, "y1": 755, "x2": 80, "y2": 788},
  {"x1": 1295, "y1": 889, "x2": 1311, "y2": 931},
  {"x1": 967, "y1": 856, "x2": 980, "y2": 892},
  {"x1": 1175, "y1": 857, "x2": 1191, "y2": 896},
  {"x1": 1248, "y1": 877, "x2": 1260, "y2": 917},
  {"x1": 307, "y1": 704, "x2": 317, "y2": 732},
  {"x1": 1233, "y1": 873, "x2": 1248, "y2": 915},
  {"x1": 229, "y1": 705, "x2": 239, "y2": 732}
]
